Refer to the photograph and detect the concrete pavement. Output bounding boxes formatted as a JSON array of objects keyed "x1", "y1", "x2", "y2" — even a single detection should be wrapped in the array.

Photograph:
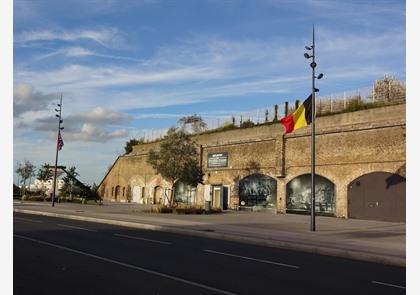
[{"x1": 13, "y1": 200, "x2": 405, "y2": 266}]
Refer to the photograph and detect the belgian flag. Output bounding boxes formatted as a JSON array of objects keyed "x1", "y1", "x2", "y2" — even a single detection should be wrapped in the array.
[{"x1": 280, "y1": 94, "x2": 312, "y2": 133}]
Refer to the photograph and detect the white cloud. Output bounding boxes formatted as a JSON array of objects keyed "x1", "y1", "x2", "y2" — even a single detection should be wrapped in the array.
[
  {"x1": 14, "y1": 29, "x2": 405, "y2": 116},
  {"x1": 14, "y1": 27, "x2": 123, "y2": 48},
  {"x1": 63, "y1": 123, "x2": 128, "y2": 142},
  {"x1": 30, "y1": 106, "x2": 132, "y2": 142}
]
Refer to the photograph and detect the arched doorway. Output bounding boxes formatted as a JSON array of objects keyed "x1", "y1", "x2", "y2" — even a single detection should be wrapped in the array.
[
  {"x1": 115, "y1": 185, "x2": 120, "y2": 201},
  {"x1": 239, "y1": 174, "x2": 277, "y2": 209},
  {"x1": 348, "y1": 172, "x2": 405, "y2": 222},
  {"x1": 174, "y1": 182, "x2": 197, "y2": 205},
  {"x1": 132, "y1": 186, "x2": 141, "y2": 203},
  {"x1": 154, "y1": 186, "x2": 163, "y2": 205},
  {"x1": 286, "y1": 174, "x2": 335, "y2": 215}
]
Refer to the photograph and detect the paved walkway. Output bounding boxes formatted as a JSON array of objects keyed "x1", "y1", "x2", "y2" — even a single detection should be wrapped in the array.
[{"x1": 13, "y1": 201, "x2": 405, "y2": 266}]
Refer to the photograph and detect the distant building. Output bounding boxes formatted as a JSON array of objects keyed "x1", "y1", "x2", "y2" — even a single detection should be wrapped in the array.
[{"x1": 29, "y1": 169, "x2": 65, "y2": 195}]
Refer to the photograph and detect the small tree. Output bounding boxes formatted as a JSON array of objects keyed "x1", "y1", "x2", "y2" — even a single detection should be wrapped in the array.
[
  {"x1": 265, "y1": 110, "x2": 269, "y2": 122},
  {"x1": 148, "y1": 127, "x2": 204, "y2": 207},
  {"x1": 16, "y1": 160, "x2": 36, "y2": 196},
  {"x1": 240, "y1": 119, "x2": 255, "y2": 128},
  {"x1": 273, "y1": 104, "x2": 279, "y2": 122},
  {"x1": 124, "y1": 138, "x2": 144, "y2": 155},
  {"x1": 37, "y1": 163, "x2": 53, "y2": 196},
  {"x1": 37, "y1": 163, "x2": 53, "y2": 181}
]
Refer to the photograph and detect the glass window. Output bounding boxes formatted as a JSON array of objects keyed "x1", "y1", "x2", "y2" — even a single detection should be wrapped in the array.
[
  {"x1": 286, "y1": 174, "x2": 335, "y2": 215},
  {"x1": 239, "y1": 174, "x2": 277, "y2": 208},
  {"x1": 174, "y1": 182, "x2": 197, "y2": 204}
]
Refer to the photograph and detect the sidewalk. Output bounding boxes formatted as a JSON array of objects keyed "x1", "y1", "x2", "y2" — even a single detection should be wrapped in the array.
[{"x1": 13, "y1": 201, "x2": 405, "y2": 267}]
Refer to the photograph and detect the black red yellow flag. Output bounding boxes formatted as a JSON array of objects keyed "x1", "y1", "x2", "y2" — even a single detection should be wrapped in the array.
[{"x1": 280, "y1": 94, "x2": 312, "y2": 133}]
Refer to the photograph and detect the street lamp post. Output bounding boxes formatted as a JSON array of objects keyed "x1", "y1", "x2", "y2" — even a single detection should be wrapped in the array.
[
  {"x1": 52, "y1": 94, "x2": 64, "y2": 207},
  {"x1": 304, "y1": 25, "x2": 323, "y2": 231}
]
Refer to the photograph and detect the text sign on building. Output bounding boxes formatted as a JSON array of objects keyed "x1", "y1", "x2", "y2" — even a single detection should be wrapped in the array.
[{"x1": 208, "y1": 152, "x2": 228, "y2": 168}]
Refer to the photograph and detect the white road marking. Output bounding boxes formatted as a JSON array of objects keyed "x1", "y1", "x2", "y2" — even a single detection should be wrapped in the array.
[
  {"x1": 371, "y1": 281, "x2": 406, "y2": 289},
  {"x1": 114, "y1": 233, "x2": 172, "y2": 245},
  {"x1": 14, "y1": 234, "x2": 237, "y2": 295},
  {"x1": 57, "y1": 224, "x2": 97, "y2": 232},
  {"x1": 14, "y1": 217, "x2": 43, "y2": 223},
  {"x1": 203, "y1": 249, "x2": 300, "y2": 269}
]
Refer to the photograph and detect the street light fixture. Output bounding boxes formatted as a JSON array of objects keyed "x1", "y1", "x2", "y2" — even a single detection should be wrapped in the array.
[{"x1": 304, "y1": 25, "x2": 324, "y2": 232}]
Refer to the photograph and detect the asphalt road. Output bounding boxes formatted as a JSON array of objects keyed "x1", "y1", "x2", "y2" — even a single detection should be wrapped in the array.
[{"x1": 13, "y1": 212, "x2": 405, "y2": 295}]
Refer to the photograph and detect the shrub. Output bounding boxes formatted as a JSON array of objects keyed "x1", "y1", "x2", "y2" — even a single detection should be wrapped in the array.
[
  {"x1": 240, "y1": 119, "x2": 255, "y2": 128},
  {"x1": 218, "y1": 123, "x2": 236, "y2": 132}
]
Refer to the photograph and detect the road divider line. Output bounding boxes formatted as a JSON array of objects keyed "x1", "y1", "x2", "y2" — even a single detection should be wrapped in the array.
[
  {"x1": 13, "y1": 234, "x2": 237, "y2": 295},
  {"x1": 14, "y1": 217, "x2": 43, "y2": 223},
  {"x1": 114, "y1": 233, "x2": 172, "y2": 245},
  {"x1": 57, "y1": 224, "x2": 97, "y2": 232},
  {"x1": 371, "y1": 281, "x2": 405, "y2": 289},
  {"x1": 203, "y1": 249, "x2": 300, "y2": 269}
]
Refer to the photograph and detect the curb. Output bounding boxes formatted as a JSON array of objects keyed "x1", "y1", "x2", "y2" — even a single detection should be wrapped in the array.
[{"x1": 14, "y1": 209, "x2": 405, "y2": 267}]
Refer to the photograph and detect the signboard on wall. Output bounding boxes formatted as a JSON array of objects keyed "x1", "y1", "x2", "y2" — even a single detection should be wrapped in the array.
[{"x1": 208, "y1": 152, "x2": 228, "y2": 168}]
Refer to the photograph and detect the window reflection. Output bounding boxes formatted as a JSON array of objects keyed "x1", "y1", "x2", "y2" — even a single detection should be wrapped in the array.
[{"x1": 286, "y1": 174, "x2": 335, "y2": 214}]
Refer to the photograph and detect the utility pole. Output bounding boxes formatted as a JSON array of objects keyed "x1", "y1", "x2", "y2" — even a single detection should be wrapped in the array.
[{"x1": 52, "y1": 94, "x2": 64, "y2": 207}]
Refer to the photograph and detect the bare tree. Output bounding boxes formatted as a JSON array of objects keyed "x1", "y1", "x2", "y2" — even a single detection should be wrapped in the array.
[
  {"x1": 16, "y1": 160, "x2": 36, "y2": 196},
  {"x1": 373, "y1": 75, "x2": 406, "y2": 103},
  {"x1": 178, "y1": 114, "x2": 207, "y2": 133}
]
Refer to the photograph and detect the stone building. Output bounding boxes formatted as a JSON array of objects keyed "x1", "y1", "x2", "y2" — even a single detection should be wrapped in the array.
[{"x1": 98, "y1": 103, "x2": 406, "y2": 222}]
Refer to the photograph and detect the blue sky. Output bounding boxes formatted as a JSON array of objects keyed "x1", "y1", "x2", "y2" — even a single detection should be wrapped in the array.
[{"x1": 13, "y1": 0, "x2": 406, "y2": 185}]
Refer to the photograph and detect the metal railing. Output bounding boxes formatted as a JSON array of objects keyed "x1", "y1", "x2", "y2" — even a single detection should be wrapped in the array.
[{"x1": 141, "y1": 80, "x2": 405, "y2": 141}]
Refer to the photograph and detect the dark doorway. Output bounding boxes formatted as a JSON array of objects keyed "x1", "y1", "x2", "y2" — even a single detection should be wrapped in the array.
[
  {"x1": 115, "y1": 185, "x2": 120, "y2": 201},
  {"x1": 222, "y1": 186, "x2": 229, "y2": 210},
  {"x1": 348, "y1": 172, "x2": 405, "y2": 222}
]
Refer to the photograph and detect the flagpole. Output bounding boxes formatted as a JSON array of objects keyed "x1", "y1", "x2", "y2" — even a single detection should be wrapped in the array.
[{"x1": 52, "y1": 94, "x2": 63, "y2": 207}]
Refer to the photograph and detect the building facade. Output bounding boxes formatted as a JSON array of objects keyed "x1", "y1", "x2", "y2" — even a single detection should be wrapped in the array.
[{"x1": 98, "y1": 103, "x2": 406, "y2": 222}]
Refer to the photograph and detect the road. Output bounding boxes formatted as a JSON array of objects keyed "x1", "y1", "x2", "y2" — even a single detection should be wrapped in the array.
[{"x1": 14, "y1": 212, "x2": 405, "y2": 295}]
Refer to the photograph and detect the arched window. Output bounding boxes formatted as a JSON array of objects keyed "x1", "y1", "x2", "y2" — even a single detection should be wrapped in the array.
[
  {"x1": 286, "y1": 174, "x2": 335, "y2": 215},
  {"x1": 174, "y1": 182, "x2": 197, "y2": 204},
  {"x1": 239, "y1": 174, "x2": 277, "y2": 209},
  {"x1": 111, "y1": 187, "x2": 114, "y2": 197},
  {"x1": 115, "y1": 185, "x2": 121, "y2": 200}
]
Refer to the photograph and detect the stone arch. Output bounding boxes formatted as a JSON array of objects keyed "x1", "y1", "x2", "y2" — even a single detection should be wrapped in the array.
[
  {"x1": 147, "y1": 176, "x2": 172, "y2": 205},
  {"x1": 174, "y1": 181, "x2": 197, "y2": 205},
  {"x1": 114, "y1": 185, "x2": 121, "y2": 201},
  {"x1": 347, "y1": 171, "x2": 405, "y2": 222},
  {"x1": 128, "y1": 175, "x2": 146, "y2": 187},
  {"x1": 286, "y1": 174, "x2": 336, "y2": 215},
  {"x1": 238, "y1": 173, "x2": 277, "y2": 209},
  {"x1": 128, "y1": 176, "x2": 146, "y2": 204},
  {"x1": 153, "y1": 185, "x2": 163, "y2": 205}
]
